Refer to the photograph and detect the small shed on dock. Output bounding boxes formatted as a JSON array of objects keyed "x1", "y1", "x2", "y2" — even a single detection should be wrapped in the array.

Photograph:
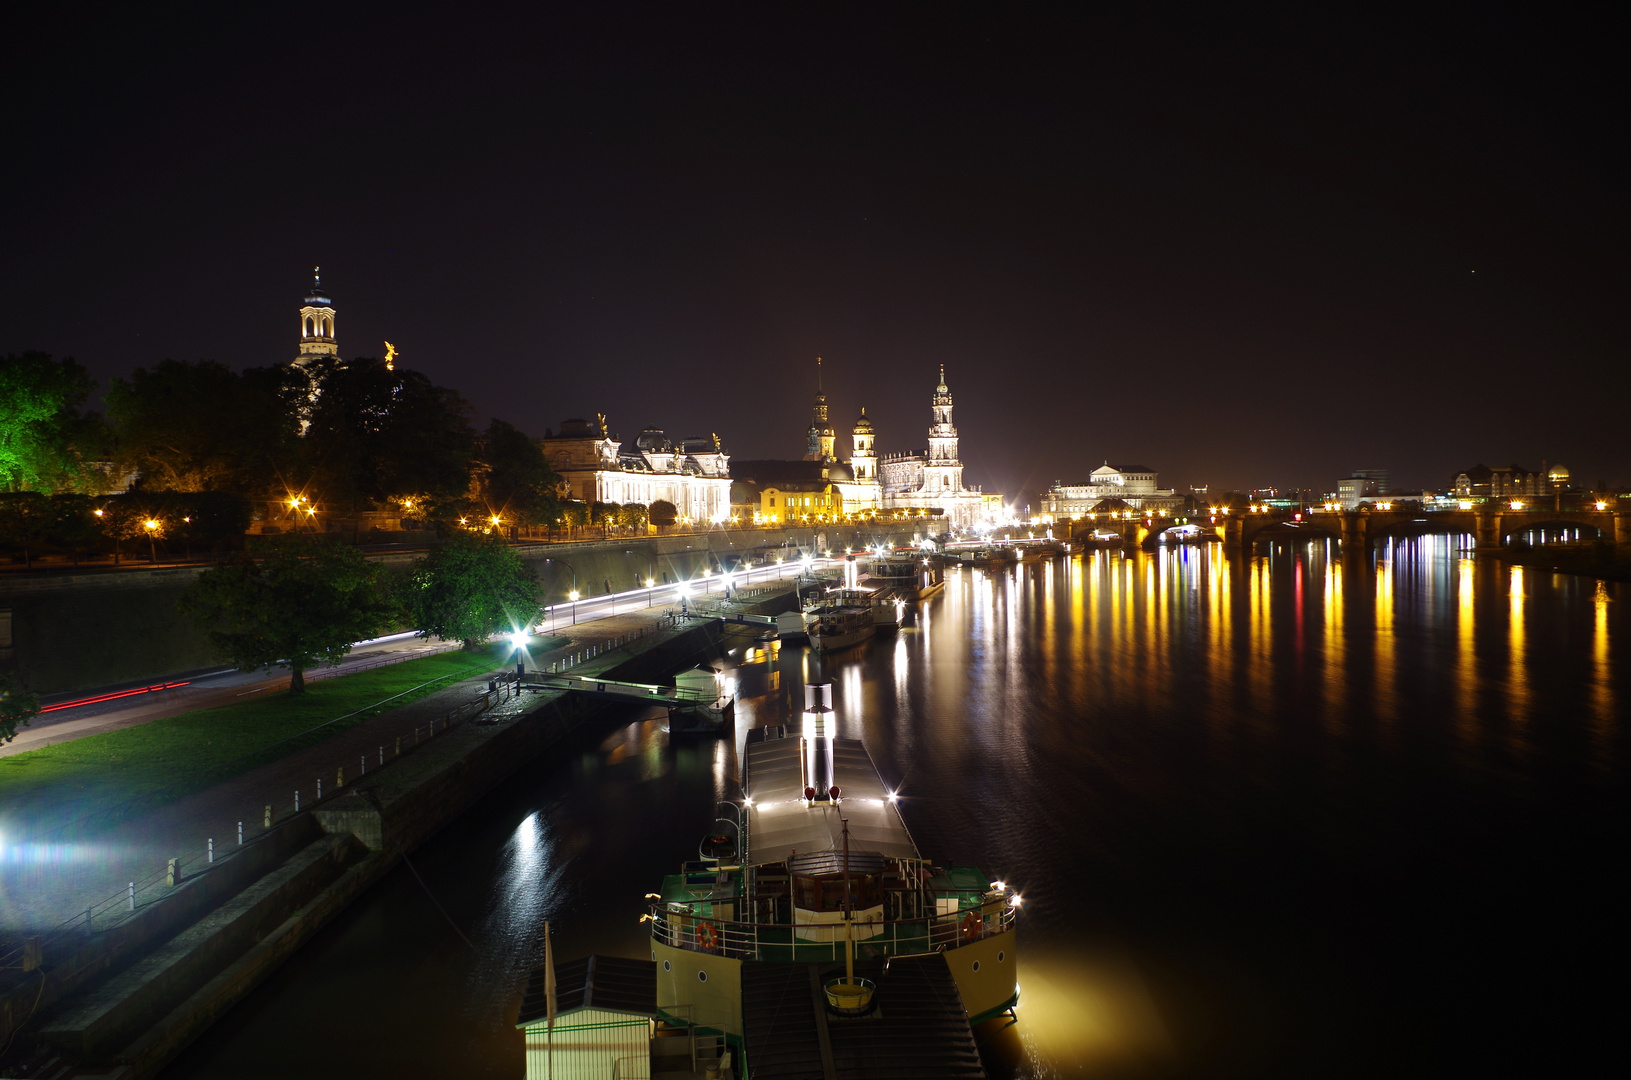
[{"x1": 517, "y1": 955, "x2": 656, "y2": 1080}]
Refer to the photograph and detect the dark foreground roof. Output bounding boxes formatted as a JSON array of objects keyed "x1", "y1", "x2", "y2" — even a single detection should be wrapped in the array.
[
  {"x1": 742, "y1": 955, "x2": 985, "y2": 1079},
  {"x1": 517, "y1": 955, "x2": 657, "y2": 1026}
]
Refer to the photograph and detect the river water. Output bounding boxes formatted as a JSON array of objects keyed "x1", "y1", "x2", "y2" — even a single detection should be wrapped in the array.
[{"x1": 164, "y1": 539, "x2": 1623, "y2": 1078}]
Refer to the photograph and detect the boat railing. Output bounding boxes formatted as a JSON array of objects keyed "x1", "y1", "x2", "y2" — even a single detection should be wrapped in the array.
[{"x1": 649, "y1": 899, "x2": 1017, "y2": 961}]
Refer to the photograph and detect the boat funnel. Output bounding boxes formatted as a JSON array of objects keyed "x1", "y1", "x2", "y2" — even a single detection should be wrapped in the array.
[{"x1": 801, "y1": 682, "x2": 836, "y2": 799}]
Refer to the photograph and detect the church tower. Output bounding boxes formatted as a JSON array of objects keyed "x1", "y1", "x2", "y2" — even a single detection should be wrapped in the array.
[
  {"x1": 850, "y1": 407, "x2": 876, "y2": 483},
  {"x1": 803, "y1": 357, "x2": 836, "y2": 461},
  {"x1": 293, "y1": 267, "x2": 337, "y2": 368},
  {"x1": 922, "y1": 365, "x2": 964, "y2": 493}
]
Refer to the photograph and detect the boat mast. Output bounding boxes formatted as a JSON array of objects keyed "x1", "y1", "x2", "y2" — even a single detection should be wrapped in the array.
[{"x1": 841, "y1": 816, "x2": 855, "y2": 988}]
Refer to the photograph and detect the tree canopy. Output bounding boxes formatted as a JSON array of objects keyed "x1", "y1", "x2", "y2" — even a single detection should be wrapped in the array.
[
  {"x1": 179, "y1": 537, "x2": 396, "y2": 692},
  {"x1": 479, "y1": 418, "x2": 559, "y2": 528},
  {"x1": 0, "y1": 352, "x2": 109, "y2": 493},
  {"x1": 298, "y1": 357, "x2": 477, "y2": 515},
  {"x1": 403, "y1": 531, "x2": 541, "y2": 650},
  {"x1": 104, "y1": 359, "x2": 299, "y2": 493},
  {"x1": 649, "y1": 499, "x2": 678, "y2": 528}
]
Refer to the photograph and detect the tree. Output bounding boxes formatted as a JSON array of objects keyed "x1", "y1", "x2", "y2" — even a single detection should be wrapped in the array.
[
  {"x1": 0, "y1": 491, "x2": 52, "y2": 566},
  {"x1": 650, "y1": 499, "x2": 678, "y2": 530},
  {"x1": 104, "y1": 359, "x2": 298, "y2": 493},
  {"x1": 298, "y1": 357, "x2": 477, "y2": 515},
  {"x1": 179, "y1": 537, "x2": 396, "y2": 692},
  {"x1": 1, "y1": 671, "x2": 40, "y2": 743},
  {"x1": 0, "y1": 352, "x2": 109, "y2": 493},
  {"x1": 404, "y1": 532, "x2": 541, "y2": 650},
  {"x1": 479, "y1": 418, "x2": 559, "y2": 530}
]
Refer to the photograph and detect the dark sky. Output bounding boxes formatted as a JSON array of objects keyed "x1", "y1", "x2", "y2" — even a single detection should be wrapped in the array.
[{"x1": 4, "y1": 5, "x2": 1626, "y2": 499}]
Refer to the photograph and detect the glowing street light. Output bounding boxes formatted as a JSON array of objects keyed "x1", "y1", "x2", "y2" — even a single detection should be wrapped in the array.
[{"x1": 569, "y1": 588, "x2": 580, "y2": 625}]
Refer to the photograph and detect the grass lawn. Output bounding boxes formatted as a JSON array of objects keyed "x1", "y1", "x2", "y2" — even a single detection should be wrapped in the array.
[{"x1": 0, "y1": 646, "x2": 515, "y2": 838}]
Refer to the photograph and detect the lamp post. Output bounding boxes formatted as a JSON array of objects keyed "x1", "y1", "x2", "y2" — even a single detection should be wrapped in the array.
[
  {"x1": 569, "y1": 589, "x2": 580, "y2": 626},
  {"x1": 646, "y1": 577, "x2": 656, "y2": 608},
  {"x1": 143, "y1": 519, "x2": 160, "y2": 563}
]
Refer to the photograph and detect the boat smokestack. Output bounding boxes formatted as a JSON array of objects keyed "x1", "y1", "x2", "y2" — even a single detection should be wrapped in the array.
[{"x1": 801, "y1": 682, "x2": 836, "y2": 799}]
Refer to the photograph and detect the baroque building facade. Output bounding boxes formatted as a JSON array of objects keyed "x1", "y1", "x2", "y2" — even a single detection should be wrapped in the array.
[{"x1": 540, "y1": 416, "x2": 732, "y2": 524}]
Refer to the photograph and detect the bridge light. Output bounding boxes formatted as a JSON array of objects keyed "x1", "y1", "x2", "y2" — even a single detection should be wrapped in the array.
[
  {"x1": 1595, "y1": 501, "x2": 1608, "y2": 511},
  {"x1": 1509, "y1": 500, "x2": 1525, "y2": 511},
  {"x1": 1459, "y1": 500, "x2": 1474, "y2": 510}
]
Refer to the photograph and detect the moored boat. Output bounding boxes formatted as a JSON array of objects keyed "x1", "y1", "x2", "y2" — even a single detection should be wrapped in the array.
[{"x1": 647, "y1": 683, "x2": 1021, "y2": 1075}]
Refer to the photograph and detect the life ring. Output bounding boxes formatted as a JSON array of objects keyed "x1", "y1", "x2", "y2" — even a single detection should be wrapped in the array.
[
  {"x1": 961, "y1": 911, "x2": 983, "y2": 940},
  {"x1": 696, "y1": 921, "x2": 719, "y2": 950}
]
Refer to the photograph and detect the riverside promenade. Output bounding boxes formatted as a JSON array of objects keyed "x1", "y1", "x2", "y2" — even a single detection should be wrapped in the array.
[{"x1": 0, "y1": 605, "x2": 686, "y2": 936}]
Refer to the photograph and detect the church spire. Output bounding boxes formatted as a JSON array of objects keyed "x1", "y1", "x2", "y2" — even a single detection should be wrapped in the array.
[
  {"x1": 805, "y1": 356, "x2": 835, "y2": 461},
  {"x1": 294, "y1": 265, "x2": 337, "y2": 367}
]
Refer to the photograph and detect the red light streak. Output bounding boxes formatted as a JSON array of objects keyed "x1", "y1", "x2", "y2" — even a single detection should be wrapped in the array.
[{"x1": 40, "y1": 681, "x2": 192, "y2": 713}]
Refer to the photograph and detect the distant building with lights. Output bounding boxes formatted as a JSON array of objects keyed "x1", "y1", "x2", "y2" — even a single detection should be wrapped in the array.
[
  {"x1": 292, "y1": 267, "x2": 337, "y2": 370},
  {"x1": 1040, "y1": 466, "x2": 1182, "y2": 516},
  {"x1": 540, "y1": 416, "x2": 731, "y2": 524},
  {"x1": 1452, "y1": 463, "x2": 1568, "y2": 499}
]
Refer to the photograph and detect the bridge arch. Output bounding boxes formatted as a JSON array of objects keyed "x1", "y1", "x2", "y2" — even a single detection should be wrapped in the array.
[{"x1": 1499, "y1": 517, "x2": 1607, "y2": 543}]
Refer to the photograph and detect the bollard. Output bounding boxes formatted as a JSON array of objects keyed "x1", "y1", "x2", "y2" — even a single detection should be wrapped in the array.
[
  {"x1": 360, "y1": 755, "x2": 365, "y2": 776},
  {"x1": 296, "y1": 790, "x2": 301, "y2": 812},
  {"x1": 167, "y1": 858, "x2": 180, "y2": 886},
  {"x1": 337, "y1": 766, "x2": 345, "y2": 786},
  {"x1": 395, "y1": 736, "x2": 401, "y2": 756},
  {"x1": 380, "y1": 745, "x2": 385, "y2": 766},
  {"x1": 208, "y1": 838, "x2": 214, "y2": 863},
  {"x1": 265, "y1": 804, "x2": 273, "y2": 827},
  {"x1": 128, "y1": 882, "x2": 135, "y2": 910},
  {"x1": 317, "y1": 777, "x2": 322, "y2": 799},
  {"x1": 238, "y1": 821, "x2": 244, "y2": 845}
]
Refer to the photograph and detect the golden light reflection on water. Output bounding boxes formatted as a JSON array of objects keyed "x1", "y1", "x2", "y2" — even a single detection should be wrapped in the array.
[
  {"x1": 1457, "y1": 558, "x2": 1478, "y2": 743},
  {"x1": 1507, "y1": 565, "x2": 1530, "y2": 735},
  {"x1": 1323, "y1": 552, "x2": 1346, "y2": 729},
  {"x1": 1592, "y1": 581, "x2": 1615, "y2": 755},
  {"x1": 1374, "y1": 554, "x2": 1398, "y2": 728},
  {"x1": 978, "y1": 943, "x2": 1178, "y2": 1078}
]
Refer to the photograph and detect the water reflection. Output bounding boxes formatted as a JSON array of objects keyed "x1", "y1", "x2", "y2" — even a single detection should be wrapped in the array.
[{"x1": 163, "y1": 539, "x2": 1627, "y2": 1080}]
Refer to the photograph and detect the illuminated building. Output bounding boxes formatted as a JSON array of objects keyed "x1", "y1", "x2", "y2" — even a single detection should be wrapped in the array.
[
  {"x1": 541, "y1": 416, "x2": 731, "y2": 523},
  {"x1": 1040, "y1": 465, "x2": 1182, "y2": 515},
  {"x1": 291, "y1": 267, "x2": 337, "y2": 370},
  {"x1": 876, "y1": 366, "x2": 985, "y2": 529}
]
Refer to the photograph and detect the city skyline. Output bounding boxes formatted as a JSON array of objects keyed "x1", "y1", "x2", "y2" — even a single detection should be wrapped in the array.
[{"x1": 2, "y1": 8, "x2": 1624, "y2": 498}]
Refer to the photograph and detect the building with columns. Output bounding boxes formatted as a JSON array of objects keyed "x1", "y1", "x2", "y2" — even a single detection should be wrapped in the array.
[
  {"x1": 1040, "y1": 466, "x2": 1183, "y2": 516},
  {"x1": 540, "y1": 416, "x2": 732, "y2": 525}
]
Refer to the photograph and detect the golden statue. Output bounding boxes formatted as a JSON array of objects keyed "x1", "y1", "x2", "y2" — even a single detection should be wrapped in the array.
[
  {"x1": 711, "y1": 432, "x2": 722, "y2": 451},
  {"x1": 383, "y1": 341, "x2": 398, "y2": 371},
  {"x1": 596, "y1": 412, "x2": 609, "y2": 438}
]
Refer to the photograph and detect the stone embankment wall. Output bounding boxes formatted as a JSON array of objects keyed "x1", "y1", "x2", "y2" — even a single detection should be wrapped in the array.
[{"x1": 1, "y1": 525, "x2": 928, "y2": 695}]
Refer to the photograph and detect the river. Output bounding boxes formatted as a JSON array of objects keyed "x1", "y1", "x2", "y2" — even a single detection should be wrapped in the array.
[{"x1": 163, "y1": 538, "x2": 1623, "y2": 1078}]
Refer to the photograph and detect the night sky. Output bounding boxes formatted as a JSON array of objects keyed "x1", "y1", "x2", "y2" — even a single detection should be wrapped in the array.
[{"x1": 4, "y1": 6, "x2": 1625, "y2": 501}]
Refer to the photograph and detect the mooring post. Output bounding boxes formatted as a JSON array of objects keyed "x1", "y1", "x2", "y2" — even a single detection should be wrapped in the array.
[
  {"x1": 208, "y1": 838, "x2": 214, "y2": 863},
  {"x1": 337, "y1": 766, "x2": 345, "y2": 786},
  {"x1": 295, "y1": 790, "x2": 301, "y2": 812},
  {"x1": 265, "y1": 804, "x2": 273, "y2": 827},
  {"x1": 128, "y1": 882, "x2": 134, "y2": 910},
  {"x1": 379, "y1": 745, "x2": 384, "y2": 766},
  {"x1": 317, "y1": 777, "x2": 322, "y2": 799},
  {"x1": 167, "y1": 859, "x2": 179, "y2": 887},
  {"x1": 237, "y1": 821, "x2": 243, "y2": 845}
]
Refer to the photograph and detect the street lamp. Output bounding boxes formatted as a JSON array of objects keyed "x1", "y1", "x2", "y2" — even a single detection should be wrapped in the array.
[
  {"x1": 143, "y1": 519, "x2": 160, "y2": 563},
  {"x1": 646, "y1": 577, "x2": 656, "y2": 607},
  {"x1": 569, "y1": 589, "x2": 580, "y2": 625}
]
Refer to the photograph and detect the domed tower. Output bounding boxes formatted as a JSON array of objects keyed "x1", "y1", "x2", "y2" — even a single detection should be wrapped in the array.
[
  {"x1": 804, "y1": 357, "x2": 836, "y2": 461},
  {"x1": 1547, "y1": 464, "x2": 1571, "y2": 491},
  {"x1": 293, "y1": 267, "x2": 337, "y2": 368},
  {"x1": 850, "y1": 407, "x2": 877, "y2": 483}
]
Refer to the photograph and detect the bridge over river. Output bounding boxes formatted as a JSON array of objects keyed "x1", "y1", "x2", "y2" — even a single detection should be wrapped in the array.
[{"x1": 1068, "y1": 504, "x2": 1630, "y2": 551}]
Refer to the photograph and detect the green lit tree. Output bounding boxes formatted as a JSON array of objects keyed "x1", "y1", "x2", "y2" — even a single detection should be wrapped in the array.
[
  {"x1": 404, "y1": 532, "x2": 541, "y2": 650},
  {"x1": 0, "y1": 352, "x2": 109, "y2": 493},
  {"x1": 1, "y1": 672, "x2": 40, "y2": 743},
  {"x1": 179, "y1": 537, "x2": 396, "y2": 693}
]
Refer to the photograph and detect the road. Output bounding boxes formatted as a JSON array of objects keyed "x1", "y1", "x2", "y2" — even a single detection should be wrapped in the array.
[{"x1": 3, "y1": 556, "x2": 832, "y2": 759}]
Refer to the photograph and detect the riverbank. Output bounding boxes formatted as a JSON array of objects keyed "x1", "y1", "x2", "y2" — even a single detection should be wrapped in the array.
[{"x1": 0, "y1": 589, "x2": 794, "y2": 1078}]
